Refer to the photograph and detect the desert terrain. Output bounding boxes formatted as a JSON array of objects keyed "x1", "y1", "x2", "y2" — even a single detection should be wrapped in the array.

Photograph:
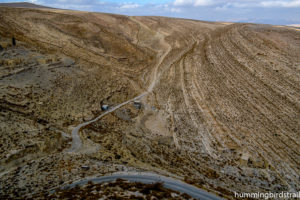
[{"x1": 0, "y1": 3, "x2": 299, "y2": 199}]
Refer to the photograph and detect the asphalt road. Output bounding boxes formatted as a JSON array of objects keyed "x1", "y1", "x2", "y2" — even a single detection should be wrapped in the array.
[{"x1": 61, "y1": 172, "x2": 223, "y2": 200}]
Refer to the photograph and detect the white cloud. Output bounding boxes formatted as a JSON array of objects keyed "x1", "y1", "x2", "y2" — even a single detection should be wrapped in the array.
[
  {"x1": 45, "y1": 3, "x2": 93, "y2": 10},
  {"x1": 119, "y1": 3, "x2": 140, "y2": 9},
  {"x1": 24, "y1": 0, "x2": 300, "y2": 25},
  {"x1": 215, "y1": 5, "x2": 228, "y2": 10},
  {"x1": 261, "y1": 0, "x2": 300, "y2": 7},
  {"x1": 170, "y1": 8, "x2": 182, "y2": 12},
  {"x1": 173, "y1": 0, "x2": 300, "y2": 8},
  {"x1": 174, "y1": 0, "x2": 213, "y2": 6}
]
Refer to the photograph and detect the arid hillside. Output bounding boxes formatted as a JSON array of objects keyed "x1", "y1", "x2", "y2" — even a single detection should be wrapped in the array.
[
  {"x1": 0, "y1": 5, "x2": 299, "y2": 199},
  {"x1": 0, "y1": 2, "x2": 52, "y2": 9}
]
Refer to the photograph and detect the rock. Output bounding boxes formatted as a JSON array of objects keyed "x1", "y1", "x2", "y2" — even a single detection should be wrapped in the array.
[
  {"x1": 0, "y1": 42, "x2": 11, "y2": 48},
  {"x1": 81, "y1": 166, "x2": 90, "y2": 170},
  {"x1": 133, "y1": 101, "x2": 142, "y2": 109},
  {"x1": 239, "y1": 152, "x2": 250, "y2": 167},
  {"x1": 101, "y1": 105, "x2": 109, "y2": 111},
  {"x1": 5, "y1": 59, "x2": 15, "y2": 66},
  {"x1": 171, "y1": 193, "x2": 179, "y2": 198},
  {"x1": 239, "y1": 152, "x2": 268, "y2": 168},
  {"x1": 61, "y1": 57, "x2": 74, "y2": 66},
  {"x1": 158, "y1": 136, "x2": 173, "y2": 146},
  {"x1": 37, "y1": 58, "x2": 51, "y2": 64}
]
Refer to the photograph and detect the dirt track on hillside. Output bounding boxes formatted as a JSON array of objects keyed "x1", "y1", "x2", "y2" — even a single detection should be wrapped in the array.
[{"x1": 0, "y1": 6, "x2": 299, "y2": 199}]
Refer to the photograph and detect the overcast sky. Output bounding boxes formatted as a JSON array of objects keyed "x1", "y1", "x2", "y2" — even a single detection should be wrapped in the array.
[{"x1": 1, "y1": 0, "x2": 300, "y2": 25}]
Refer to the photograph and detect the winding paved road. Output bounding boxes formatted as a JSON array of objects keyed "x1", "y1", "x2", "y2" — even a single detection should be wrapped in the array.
[{"x1": 61, "y1": 172, "x2": 223, "y2": 200}]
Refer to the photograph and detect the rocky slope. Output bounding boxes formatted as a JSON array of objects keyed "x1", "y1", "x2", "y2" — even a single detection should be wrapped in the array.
[{"x1": 0, "y1": 5, "x2": 299, "y2": 199}]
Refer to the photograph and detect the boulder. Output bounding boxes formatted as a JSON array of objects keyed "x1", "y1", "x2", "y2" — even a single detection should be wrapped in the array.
[
  {"x1": 0, "y1": 42, "x2": 11, "y2": 48},
  {"x1": 239, "y1": 152, "x2": 268, "y2": 168},
  {"x1": 133, "y1": 101, "x2": 142, "y2": 109},
  {"x1": 81, "y1": 166, "x2": 90, "y2": 170},
  {"x1": 101, "y1": 104, "x2": 109, "y2": 111}
]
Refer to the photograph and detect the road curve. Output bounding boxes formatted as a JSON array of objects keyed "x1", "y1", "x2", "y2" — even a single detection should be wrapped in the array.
[
  {"x1": 66, "y1": 18, "x2": 171, "y2": 153},
  {"x1": 60, "y1": 172, "x2": 223, "y2": 200},
  {"x1": 66, "y1": 92, "x2": 147, "y2": 152}
]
